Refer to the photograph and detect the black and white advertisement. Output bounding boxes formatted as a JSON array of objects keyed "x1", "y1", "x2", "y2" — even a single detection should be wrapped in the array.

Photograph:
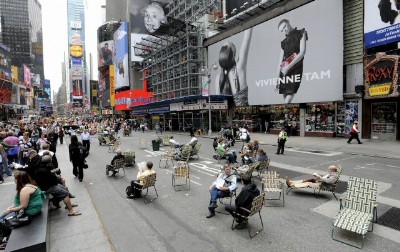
[
  {"x1": 365, "y1": 0, "x2": 400, "y2": 48},
  {"x1": 207, "y1": 0, "x2": 343, "y2": 105},
  {"x1": 130, "y1": 0, "x2": 169, "y2": 62}
]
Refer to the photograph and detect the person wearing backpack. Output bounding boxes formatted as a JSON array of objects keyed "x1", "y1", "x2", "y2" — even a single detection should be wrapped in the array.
[{"x1": 69, "y1": 135, "x2": 85, "y2": 182}]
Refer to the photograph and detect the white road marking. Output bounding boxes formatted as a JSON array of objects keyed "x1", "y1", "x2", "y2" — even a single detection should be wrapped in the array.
[
  {"x1": 286, "y1": 148, "x2": 342, "y2": 156},
  {"x1": 201, "y1": 161, "x2": 214, "y2": 164},
  {"x1": 306, "y1": 156, "x2": 355, "y2": 169},
  {"x1": 366, "y1": 163, "x2": 400, "y2": 169},
  {"x1": 353, "y1": 165, "x2": 382, "y2": 171},
  {"x1": 143, "y1": 150, "x2": 167, "y2": 156},
  {"x1": 190, "y1": 180, "x2": 202, "y2": 186},
  {"x1": 190, "y1": 163, "x2": 220, "y2": 174}
]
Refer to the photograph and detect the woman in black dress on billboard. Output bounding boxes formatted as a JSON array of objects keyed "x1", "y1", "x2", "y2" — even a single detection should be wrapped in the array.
[{"x1": 276, "y1": 19, "x2": 308, "y2": 104}]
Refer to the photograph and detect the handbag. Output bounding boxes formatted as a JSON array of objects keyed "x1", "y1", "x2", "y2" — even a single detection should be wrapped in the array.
[{"x1": 4, "y1": 210, "x2": 31, "y2": 230}]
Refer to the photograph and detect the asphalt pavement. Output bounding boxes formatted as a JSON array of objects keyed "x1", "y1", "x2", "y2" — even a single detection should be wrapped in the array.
[{"x1": 1, "y1": 130, "x2": 399, "y2": 252}]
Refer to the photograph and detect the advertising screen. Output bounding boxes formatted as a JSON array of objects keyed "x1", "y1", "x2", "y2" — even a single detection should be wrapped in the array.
[
  {"x1": 0, "y1": 80, "x2": 12, "y2": 103},
  {"x1": 130, "y1": 0, "x2": 169, "y2": 61},
  {"x1": 207, "y1": 0, "x2": 343, "y2": 106},
  {"x1": 113, "y1": 22, "x2": 129, "y2": 89},
  {"x1": 365, "y1": 1, "x2": 400, "y2": 48},
  {"x1": 98, "y1": 40, "x2": 114, "y2": 68},
  {"x1": 115, "y1": 89, "x2": 153, "y2": 111},
  {"x1": 23, "y1": 64, "x2": 31, "y2": 87}
]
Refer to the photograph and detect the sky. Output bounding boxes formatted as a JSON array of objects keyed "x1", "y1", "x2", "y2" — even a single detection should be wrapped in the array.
[{"x1": 40, "y1": 0, "x2": 103, "y2": 94}]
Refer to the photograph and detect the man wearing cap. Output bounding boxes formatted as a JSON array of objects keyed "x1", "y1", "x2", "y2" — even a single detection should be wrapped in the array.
[
  {"x1": 107, "y1": 148, "x2": 125, "y2": 176},
  {"x1": 347, "y1": 121, "x2": 362, "y2": 144}
]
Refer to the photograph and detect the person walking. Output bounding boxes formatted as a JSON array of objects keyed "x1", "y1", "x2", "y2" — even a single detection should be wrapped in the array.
[
  {"x1": 276, "y1": 128, "x2": 287, "y2": 155},
  {"x1": 347, "y1": 121, "x2": 362, "y2": 144},
  {"x1": 80, "y1": 129, "x2": 91, "y2": 154},
  {"x1": 58, "y1": 127, "x2": 64, "y2": 144},
  {"x1": 69, "y1": 135, "x2": 85, "y2": 182}
]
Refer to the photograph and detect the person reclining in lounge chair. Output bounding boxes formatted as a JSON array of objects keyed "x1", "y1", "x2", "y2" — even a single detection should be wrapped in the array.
[{"x1": 286, "y1": 165, "x2": 338, "y2": 190}]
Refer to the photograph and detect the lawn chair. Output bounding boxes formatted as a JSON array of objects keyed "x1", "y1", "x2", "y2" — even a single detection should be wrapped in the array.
[
  {"x1": 159, "y1": 148, "x2": 175, "y2": 169},
  {"x1": 332, "y1": 177, "x2": 378, "y2": 249},
  {"x1": 139, "y1": 139, "x2": 147, "y2": 149},
  {"x1": 98, "y1": 134, "x2": 106, "y2": 145},
  {"x1": 123, "y1": 151, "x2": 135, "y2": 166},
  {"x1": 256, "y1": 159, "x2": 270, "y2": 180},
  {"x1": 261, "y1": 171, "x2": 284, "y2": 207},
  {"x1": 161, "y1": 135, "x2": 171, "y2": 146},
  {"x1": 231, "y1": 193, "x2": 265, "y2": 238},
  {"x1": 108, "y1": 139, "x2": 120, "y2": 153},
  {"x1": 178, "y1": 144, "x2": 192, "y2": 161},
  {"x1": 190, "y1": 143, "x2": 201, "y2": 159},
  {"x1": 133, "y1": 173, "x2": 159, "y2": 204},
  {"x1": 106, "y1": 158, "x2": 125, "y2": 178},
  {"x1": 286, "y1": 165, "x2": 343, "y2": 200},
  {"x1": 172, "y1": 161, "x2": 190, "y2": 191}
]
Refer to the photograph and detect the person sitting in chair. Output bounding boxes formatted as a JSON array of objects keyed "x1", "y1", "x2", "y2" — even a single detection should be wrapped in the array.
[
  {"x1": 188, "y1": 136, "x2": 198, "y2": 148},
  {"x1": 107, "y1": 149, "x2": 125, "y2": 176},
  {"x1": 130, "y1": 161, "x2": 155, "y2": 198},
  {"x1": 206, "y1": 164, "x2": 237, "y2": 218},
  {"x1": 216, "y1": 139, "x2": 237, "y2": 164},
  {"x1": 169, "y1": 136, "x2": 183, "y2": 148},
  {"x1": 225, "y1": 174, "x2": 260, "y2": 229},
  {"x1": 286, "y1": 165, "x2": 339, "y2": 190}
]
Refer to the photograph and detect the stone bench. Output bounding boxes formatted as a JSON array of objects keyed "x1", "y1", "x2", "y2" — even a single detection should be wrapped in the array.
[{"x1": 5, "y1": 198, "x2": 49, "y2": 252}]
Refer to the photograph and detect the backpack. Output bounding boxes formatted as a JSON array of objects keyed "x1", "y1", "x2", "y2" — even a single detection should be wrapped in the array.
[
  {"x1": 79, "y1": 146, "x2": 89, "y2": 159},
  {"x1": 246, "y1": 132, "x2": 251, "y2": 143},
  {"x1": 126, "y1": 186, "x2": 133, "y2": 197}
]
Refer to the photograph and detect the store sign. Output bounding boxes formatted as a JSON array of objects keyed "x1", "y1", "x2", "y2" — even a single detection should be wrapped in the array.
[
  {"x1": 114, "y1": 89, "x2": 153, "y2": 111},
  {"x1": 170, "y1": 100, "x2": 228, "y2": 111},
  {"x1": 70, "y1": 45, "x2": 83, "y2": 58},
  {"x1": 364, "y1": 53, "x2": 400, "y2": 99},
  {"x1": 109, "y1": 65, "x2": 115, "y2": 106}
]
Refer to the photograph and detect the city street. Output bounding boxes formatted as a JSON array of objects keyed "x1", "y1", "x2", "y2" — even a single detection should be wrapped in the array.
[
  {"x1": 49, "y1": 132, "x2": 400, "y2": 251},
  {"x1": 1, "y1": 131, "x2": 400, "y2": 251}
]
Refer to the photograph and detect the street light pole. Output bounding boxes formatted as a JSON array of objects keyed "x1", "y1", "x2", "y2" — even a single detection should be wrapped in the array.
[{"x1": 208, "y1": 92, "x2": 212, "y2": 136}]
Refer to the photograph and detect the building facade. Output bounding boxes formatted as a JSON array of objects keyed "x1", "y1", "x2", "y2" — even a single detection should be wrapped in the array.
[
  {"x1": 67, "y1": 0, "x2": 87, "y2": 114},
  {"x1": 0, "y1": 0, "x2": 44, "y2": 116}
]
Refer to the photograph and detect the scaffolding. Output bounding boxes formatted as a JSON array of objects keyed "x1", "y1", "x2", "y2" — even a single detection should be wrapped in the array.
[{"x1": 136, "y1": 0, "x2": 221, "y2": 102}]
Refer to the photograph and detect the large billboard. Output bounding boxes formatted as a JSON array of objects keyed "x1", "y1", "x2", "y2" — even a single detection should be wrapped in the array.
[
  {"x1": 208, "y1": 0, "x2": 343, "y2": 106},
  {"x1": 113, "y1": 22, "x2": 129, "y2": 89},
  {"x1": 130, "y1": 0, "x2": 169, "y2": 61},
  {"x1": 23, "y1": 64, "x2": 31, "y2": 87},
  {"x1": 44, "y1": 79, "x2": 51, "y2": 101},
  {"x1": 0, "y1": 44, "x2": 11, "y2": 79},
  {"x1": 114, "y1": 90, "x2": 153, "y2": 111},
  {"x1": 0, "y1": 80, "x2": 12, "y2": 103},
  {"x1": 365, "y1": 1, "x2": 400, "y2": 48},
  {"x1": 98, "y1": 40, "x2": 114, "y2": 68}
]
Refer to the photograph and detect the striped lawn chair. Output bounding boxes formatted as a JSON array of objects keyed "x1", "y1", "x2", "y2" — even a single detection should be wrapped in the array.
[
  {"x1": 332, "y1": 177, "x2": 378, "y2": 248},
  {"x1": 261, "y1": 171, "x2": 284, "y2": 207}
]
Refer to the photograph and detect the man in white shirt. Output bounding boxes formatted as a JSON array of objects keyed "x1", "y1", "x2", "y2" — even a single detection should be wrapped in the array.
[
  {"x1": 206, "y1": 165, "x2": 237, "y2": 218},
  {"x1": 188, "y1": 137, "x2": 198, "y2": 147},
  {"x1": 286, "y1": 165, "x2": 339, "y2": 190},
  {"x1": 169, "y1": 136, "x2": 182, "y2": 148},
  {"x1": 80, "y1": 129, "x2": 91, "y2": 154}
]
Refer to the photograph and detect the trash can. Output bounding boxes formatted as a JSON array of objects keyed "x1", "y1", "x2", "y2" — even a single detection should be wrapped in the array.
[{"x1": 151, "y1": 140, "x2": 160, "y2": 151}]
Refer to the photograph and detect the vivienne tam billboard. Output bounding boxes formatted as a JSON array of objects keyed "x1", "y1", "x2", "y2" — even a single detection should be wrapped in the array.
[{"x1": 114, "y1": 90, "x2": 153, "y2": 111}]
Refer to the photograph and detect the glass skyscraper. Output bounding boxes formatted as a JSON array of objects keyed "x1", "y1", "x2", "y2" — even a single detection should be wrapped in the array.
[
  {"x1": 0, "y1": 0, "x2": 44, "y2": 84},
  {"x1": 67, "y1": 0, "x2": 86, "y2": 106}
]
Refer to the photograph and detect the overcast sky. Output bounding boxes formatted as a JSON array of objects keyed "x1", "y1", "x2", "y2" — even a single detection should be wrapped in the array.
[{"x1": 41, "y1": 0, "x2": 103, "y2": 94}]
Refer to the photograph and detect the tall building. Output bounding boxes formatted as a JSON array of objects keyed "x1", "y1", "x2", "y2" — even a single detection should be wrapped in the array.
[
  {"x1": 67, "y1": 0, "x2": 86, "y2": 110},
  {"x1": 0, "y1": 0, "x2": 44, "y2": 85}
]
